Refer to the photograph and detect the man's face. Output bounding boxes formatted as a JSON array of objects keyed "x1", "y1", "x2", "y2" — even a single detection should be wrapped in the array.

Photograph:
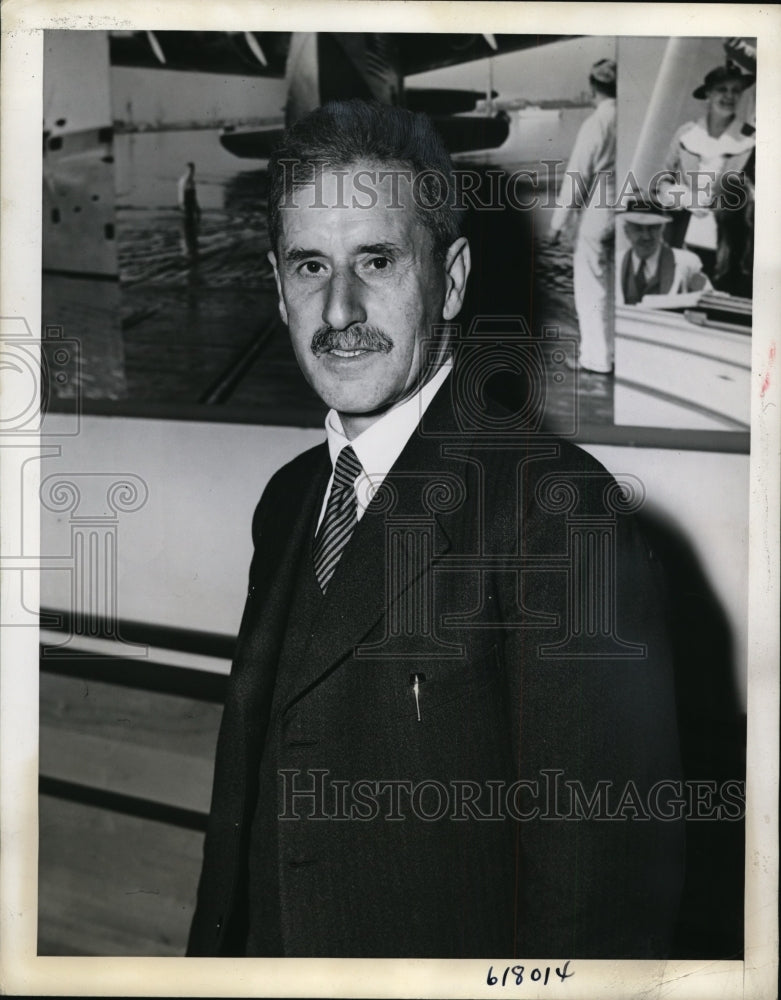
[
  {"x1": 625, "y1": 221, "x2": 665, "y2": 260},
  {"x1": 269, "y1": 163, "x2": 469, "y2": 436}
]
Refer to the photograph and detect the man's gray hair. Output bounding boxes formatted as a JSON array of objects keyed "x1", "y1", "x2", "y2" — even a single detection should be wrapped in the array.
[{"x1": 267, "y1": 99, "x2": 461, "y2": 262}]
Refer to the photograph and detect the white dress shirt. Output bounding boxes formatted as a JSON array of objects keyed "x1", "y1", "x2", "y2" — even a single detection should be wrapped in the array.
[
  {"x1": 619, "y1": 245, "x2": 713, "y2": 305},
  {"x1": 316, "y1": 361, "x2": 453, "y2": 532},
  {"x1": 630, "y1": 246, "x2": 662, "y2": 283}
]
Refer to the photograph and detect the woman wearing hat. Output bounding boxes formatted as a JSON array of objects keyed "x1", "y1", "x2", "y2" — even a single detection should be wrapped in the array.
[{"x1": 655, "y1": 65, "x2": 755, "y2": 281}]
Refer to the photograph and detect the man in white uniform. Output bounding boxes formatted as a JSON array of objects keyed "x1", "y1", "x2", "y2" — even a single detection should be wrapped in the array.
[{"x1": 549, "y1": 58, "x2": 616, "y2": 375}]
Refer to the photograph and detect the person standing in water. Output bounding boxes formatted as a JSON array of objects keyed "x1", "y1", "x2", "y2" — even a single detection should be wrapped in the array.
[{"x1": 178, "y1": 161, "x2": 202, "y2": 260}]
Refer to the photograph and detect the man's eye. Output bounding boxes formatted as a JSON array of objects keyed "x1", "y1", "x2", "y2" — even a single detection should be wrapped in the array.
[
  {"x1": 367, "y1": 256, "x2": 390, "y2": 270},
  {"x1": 300, "y1": 261, "x2": 325, "y2": 275}
]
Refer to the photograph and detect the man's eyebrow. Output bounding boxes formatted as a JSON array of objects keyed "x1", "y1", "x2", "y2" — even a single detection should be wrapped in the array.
[
  {"x1": 282, "y1": 241, "x2": 407, "y2": 263},
  {"x1": 282, "y1": 247, "x2": 326, "y2": 263},
  {"x1": 356, "y1": 242, "x2": 405, "y2": 256}
]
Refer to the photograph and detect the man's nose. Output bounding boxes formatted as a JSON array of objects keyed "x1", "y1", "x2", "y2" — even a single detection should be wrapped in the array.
[{"x1": 322, "y1": 269, "x2": 367, "y2": 331}]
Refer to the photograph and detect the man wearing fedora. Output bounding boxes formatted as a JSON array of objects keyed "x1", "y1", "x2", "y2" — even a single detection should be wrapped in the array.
[
  {"x1": 549, "y1": 57, "x2": 616, "y2": 375},
  {"x1": 618, "y1": 200, "x2": 712, "y2": 306}
]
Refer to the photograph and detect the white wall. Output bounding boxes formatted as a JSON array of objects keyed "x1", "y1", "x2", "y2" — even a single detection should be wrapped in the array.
[
  {"x1": 40, "y1": 415, "x2": 749, "y2": 708},
  {"x1": 40, "y1": 416, "x2": 324, "y2": 639},
  {"x1": 588, "y1": 443, "x2": 749, "y2": 706}
]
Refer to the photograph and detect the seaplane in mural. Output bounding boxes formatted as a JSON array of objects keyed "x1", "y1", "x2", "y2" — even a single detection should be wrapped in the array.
[
  {"x1": 40, "y1": 29, "x2": 578, "y2": 408},
  {"x1": 108, "y1": 30, "x2": 555, "y2": 157},
  {"x1": 41, "y1": 30, "x2": 756, "y2": 432}
]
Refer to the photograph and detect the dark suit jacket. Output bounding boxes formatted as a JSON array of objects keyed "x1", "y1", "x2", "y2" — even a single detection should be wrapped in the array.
[
  {"x1": 187, "y1": 376, "x2": 684, "y2": 959},
  {"x1": 621, "y1": 245, "x2": 677, "y2": 304}
]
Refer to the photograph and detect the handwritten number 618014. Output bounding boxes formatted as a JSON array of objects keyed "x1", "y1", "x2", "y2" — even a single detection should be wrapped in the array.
[{"x1": 486, "y1": 961, "x2": 574, "y2": 986}]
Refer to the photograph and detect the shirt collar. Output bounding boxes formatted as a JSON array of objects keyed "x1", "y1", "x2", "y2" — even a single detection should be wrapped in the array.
[
  {"x1": 684, "y1": 116, "x2": 755, "y2": 156},
  {"x1": 324, "y1": 360, "x2": 452, "y2": 498},
  {"x1": 631, "y1": 245, "x2": 662, "y2": 279}
]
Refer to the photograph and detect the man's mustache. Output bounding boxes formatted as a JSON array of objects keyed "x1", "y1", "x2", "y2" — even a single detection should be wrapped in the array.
[{"x1": 310, "y1": 326, "x2": 394, "y2": 357}]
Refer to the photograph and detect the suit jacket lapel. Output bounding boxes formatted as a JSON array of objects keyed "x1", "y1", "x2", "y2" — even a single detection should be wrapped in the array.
[
  {"x1": 248, "y1": 445, "x2": 330, "y2": 664},
  {"x1": 281, "y1": 381, "x2": 459, "y2": 708}
]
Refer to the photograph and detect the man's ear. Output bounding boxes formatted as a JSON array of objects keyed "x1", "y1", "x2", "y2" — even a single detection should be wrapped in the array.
[
  {"x1": 442, "y1": 237, "x2": 471, "y2": 321},
  {"x1": 267, "y1": 249, "x2": 289, "y2": 326}
]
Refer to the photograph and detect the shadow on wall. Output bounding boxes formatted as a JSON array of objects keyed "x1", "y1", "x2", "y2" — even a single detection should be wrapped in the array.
[
  {"x1": 459, "y1": 167, "x2": 538, "y2": 327},
  {"x1": 638, "y1": 509, "x2": 745, "y2": 960}
]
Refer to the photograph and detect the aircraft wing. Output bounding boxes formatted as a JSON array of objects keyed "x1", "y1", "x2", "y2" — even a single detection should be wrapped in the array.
[
  {"x1": 109, "y1": 31, "x2": 572, "y2": 80},
  {"x1": 109, "y1": 31, "x2": 291, "y2": 76},
  {"x1": 399, "y1": 33, "x2": 574, "y2": 77},
  {"x1": 220, "y1": 123, "x2": 286, "y2": 158},
  {"x1": 110, "y1": 30, "x2": 576, "y2": 159}
]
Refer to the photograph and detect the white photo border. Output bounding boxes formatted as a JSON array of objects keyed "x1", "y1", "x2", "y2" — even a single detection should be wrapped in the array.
[{"x1": 1, "y1": 3, "x2": 778, "y2": 997}]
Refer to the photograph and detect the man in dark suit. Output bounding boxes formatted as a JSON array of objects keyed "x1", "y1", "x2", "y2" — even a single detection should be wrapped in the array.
[
  {"x1": 188, "y1": 100, "x2": 684, "y2": 960},
  {"x1": 619, "y1": 201, "x2": 711, "y2": 305}
]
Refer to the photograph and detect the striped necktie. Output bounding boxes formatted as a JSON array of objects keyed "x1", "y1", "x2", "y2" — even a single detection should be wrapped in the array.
[{"x1": 313, "y1": 445, "x2": 363, "y2": 593}]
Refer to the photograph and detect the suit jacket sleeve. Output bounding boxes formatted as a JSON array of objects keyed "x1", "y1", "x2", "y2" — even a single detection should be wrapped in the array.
[
  {"x1": 186, "y1": 472, "x2": 288, "y2": 956},
  {"x1": 500, "y1": 446, "x2": 684, "y2": 958}
]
